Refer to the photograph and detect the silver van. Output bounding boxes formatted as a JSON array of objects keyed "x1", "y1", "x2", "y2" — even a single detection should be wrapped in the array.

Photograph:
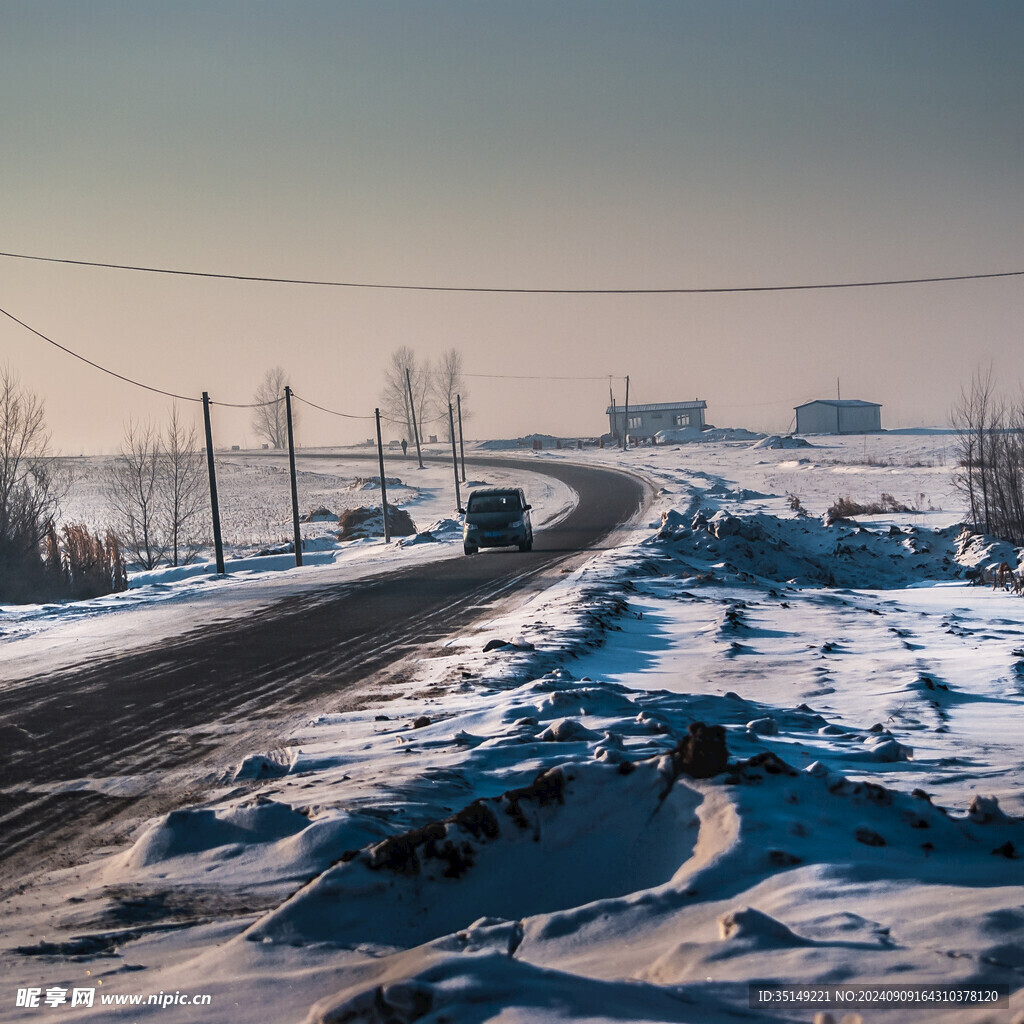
[{"x1": 462, "y1": 487, "x2": 533, "y2": 555}]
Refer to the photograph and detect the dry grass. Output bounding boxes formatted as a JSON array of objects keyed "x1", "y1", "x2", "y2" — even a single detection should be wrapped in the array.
[
  {"x1": 338, "y1": 505, "x2": 417, "y2": 540},
  {"x1": 59, "y1": 524, "x2": 128, "y2": 598},
  {"x1": 827, "y1": 493, "x2": 916, "y2": 519},
  {"x1": 4, "y1": 522, "x2": 127, "y2": 604}
]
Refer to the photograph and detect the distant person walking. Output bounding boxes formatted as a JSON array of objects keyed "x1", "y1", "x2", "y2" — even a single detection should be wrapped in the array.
[{"x1": 401, "y1": 438, "x2": 408, "y2": 457}]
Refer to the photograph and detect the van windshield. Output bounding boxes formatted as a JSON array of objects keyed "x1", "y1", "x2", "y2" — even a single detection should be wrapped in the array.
[{"x1": 467, "y1": 493, "x2": 521, "y2": 514}]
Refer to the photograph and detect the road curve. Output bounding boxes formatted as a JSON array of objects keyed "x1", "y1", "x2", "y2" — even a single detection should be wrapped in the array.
[{"x1": 0, "y1": 456, "x2": 645, "y2": 874}]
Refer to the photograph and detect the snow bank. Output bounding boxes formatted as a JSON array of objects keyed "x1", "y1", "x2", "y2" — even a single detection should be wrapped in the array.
[
  {"x1": 750, "y1": 434, "x2": 814, "y2": 450},
  {"x1": 7, "y1": 433, "x2": 1024, "y2": 1024},
  {"x1": 245, "y1": 755, "x2": 708, "y2": 949},
  {"x1": 654, "y1": 427, "x2": 764, "y2": 444},
  {"x1": 653, "y1": 506, "x2": 970, "y2": 588}
]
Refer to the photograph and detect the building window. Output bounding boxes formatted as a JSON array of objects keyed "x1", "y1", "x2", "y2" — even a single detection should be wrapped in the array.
[
  {"x1": 674, "y1": 413, "x2": 690, "y2": 427},
  {"x1": 628, "y1": 416, "x2": 642, "y2": 429}
]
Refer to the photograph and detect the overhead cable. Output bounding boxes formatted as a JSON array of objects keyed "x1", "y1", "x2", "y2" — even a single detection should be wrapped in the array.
[
  {"x1": 464, "y1": 372, "x2": 620, "y2": 381},
  {"x1": 2, "y1": 302, "x2": 283, "y2": 409},
  {"x1": 1, "y1": 250, "x2": 1022, "y2": 294},
  {"x1": 0, "y1": 303, "x2": 201, "y2": 404},
  {"x1": 290, "y1": 393, "x2": 374, "y2": 420}
]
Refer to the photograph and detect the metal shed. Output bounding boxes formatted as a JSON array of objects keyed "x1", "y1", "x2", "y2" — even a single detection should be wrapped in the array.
[
  {"x1": 795, "y1": 399, "x2": 881, "y2": 434},
  {"x1": 606, "y1": 400, "x2": 707, "y2": 441}
]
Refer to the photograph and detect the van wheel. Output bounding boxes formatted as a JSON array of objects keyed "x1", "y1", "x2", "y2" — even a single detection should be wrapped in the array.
[
  {"x1": 464, "y1": 544, "x2": 477, "y2": 556},
  {"x1": 519, "y1": 538, "x2": 532, "y2": 552}
]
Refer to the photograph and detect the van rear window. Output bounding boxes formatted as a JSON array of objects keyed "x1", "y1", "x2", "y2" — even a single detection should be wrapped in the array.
[{"x1": 467, "y1": 494, "x2": 521, "y2": 513}]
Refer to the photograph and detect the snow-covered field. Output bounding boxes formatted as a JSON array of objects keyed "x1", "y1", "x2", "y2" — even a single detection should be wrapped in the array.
[{"x1": 4, "y1": 431, "x2": 1024, "y2": 1023}]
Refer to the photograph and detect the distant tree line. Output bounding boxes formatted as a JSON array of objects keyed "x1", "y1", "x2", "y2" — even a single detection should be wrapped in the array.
[{"x1": 952, "y1": 369, "x2": 1024, "y2": 546}]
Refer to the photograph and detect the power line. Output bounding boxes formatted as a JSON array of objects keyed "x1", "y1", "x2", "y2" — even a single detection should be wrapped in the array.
[
  {"x1": 1, "y1": 302, "x2": 280, "y2": 409},
  {"x1": 1, "y1": 249, "x2": 1022, "y2": 294},
  {"x1": 712, "y1": 397, "x2": 805, "y2": 409},
  {"x1": 212, "y1": 396, "x2": 281, "y2": 409},
  {"x1": 425, "y1": 368, "x2": 619, "y2": 380},
  {"x1": 290, "y1": 393, "x2": 374, "y2": 420},
  {"x1": 0, "y1": 303, "x2": 201, "y2": 404},
  {"x1": 465, "y1": 372, "x2": 620, "y2": 381},
  {"x1": 0, "y1": 296, "x2": 615, "y2": 420}
]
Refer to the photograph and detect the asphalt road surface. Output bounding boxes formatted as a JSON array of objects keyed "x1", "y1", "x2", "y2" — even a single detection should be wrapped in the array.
[{"x1": 0, "y1": 456, "x2": 645, "y2": 881}]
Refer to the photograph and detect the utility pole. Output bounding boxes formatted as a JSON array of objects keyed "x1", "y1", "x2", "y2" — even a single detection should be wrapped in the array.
[
  {"x1": 449, "y1": 403, "x2": 462, "y2": 512},
  {"x1": 375, "y1": 408, "x2": 391, "y2": 543},
  {"x1": 284, "y1": 386, "x2": 302, "y2": 567},
  {"x1": 405, "y1": 367, "x2": 424, "y2": 469},
  {"x1": 456, "y1": 394, "x2": 466, "y2": 483},
  {"x1": 201, "y1": 392, "x2": 225, "y2": 575},
  {"x1": 608, "y1": 379, "x2": 617, "y2": 443},
  {"x1": 622, "y1": 375, "x2": 630, "y2": 450}
]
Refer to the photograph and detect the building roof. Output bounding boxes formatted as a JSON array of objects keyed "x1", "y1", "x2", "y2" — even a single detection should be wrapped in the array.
[
  {"x1": 606, "y1": 400, "x2": 707, "y2": 414},
  {"x1": 794, "y1": 399, "x2": 881, "y2": 411}
]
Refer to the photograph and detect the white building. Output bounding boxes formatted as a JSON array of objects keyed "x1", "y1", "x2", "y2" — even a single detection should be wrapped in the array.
[
  {"x1": 795, "y1": 399, "x2": 881, "y2": 434},
  {"x1": 607, "y1": 400, "x2": 707, "y2": 441}
]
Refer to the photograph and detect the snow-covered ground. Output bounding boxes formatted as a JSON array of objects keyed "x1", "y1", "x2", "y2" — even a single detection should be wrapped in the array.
[{"x1": 3, "y1": 431, "x2": 1024, "y2": 1023}]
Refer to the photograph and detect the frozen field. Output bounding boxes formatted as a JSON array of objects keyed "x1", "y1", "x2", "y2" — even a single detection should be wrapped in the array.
[
  {"x1": 3, "y1": 431, "x2": 1024, "y2": 1023},
  {"x1": 57, "y1": 445, "x2": 567, "y2": 555}
]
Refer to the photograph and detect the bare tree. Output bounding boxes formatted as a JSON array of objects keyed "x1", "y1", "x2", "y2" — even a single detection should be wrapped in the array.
[
  {"x1": 952, "y1": 383, "x2": 981, "y2": 531},
  {"x1": 952, "y1": 369, "x2": 1024, "y2": 547},
  {"x1": 251, "y1": 367, "x2": 291, "y2": 449},
  {"x1": 110, "y1": 420, "x2": 167, "y2": 569},
  {"x1": 0, "y1": 366, "x2": 63, "y2": 599},
  {"x1": 161, "y1": 404, "x2": 207, "y2": 566},
  {"x1": 380, "y1": 347, "x2": 431, "y2": 443},
  {"x1": 431, "y1": 348, "x2": 469, "y2": 441}
]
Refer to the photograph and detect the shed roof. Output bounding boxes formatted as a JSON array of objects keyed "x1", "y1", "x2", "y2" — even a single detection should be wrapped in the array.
[
  {"x1": 607, "y1": 400, "x2": 707, "y2": 414},
  {"x1": 794, "y1": 399, "x2": 881, "y2": 411}
]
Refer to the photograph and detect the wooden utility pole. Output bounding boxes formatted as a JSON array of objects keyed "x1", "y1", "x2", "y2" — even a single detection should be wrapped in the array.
[
  {"x1": 456, "y1": 394, "x2": 466, "y2": 483},
  {"x1": 284, "y1": 386, "x2": 302, "y2": 567},
  {"x1": 608, "y1": 380, "x2": 617, "y2": 442},
  {"x1": 201, "y1": 392, "x2": 225, "y2": 574},
  {"x1": 375, "y1": 408, "x2": 391, "y2": 543},
  {"x1": 622, "y1": 375, "x2": 630, "y2": 450},
  {"x1": 406, "y1": 367, "x2": 424, "y2": 469},
  {"x1": 449, "y1": 403, "x2": 462, "y2": 512}
]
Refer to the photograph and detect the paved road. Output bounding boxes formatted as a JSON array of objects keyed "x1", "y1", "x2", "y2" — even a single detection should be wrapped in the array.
[{"x1": 0, "y1": 456, "x2": 644, "y2": 877}]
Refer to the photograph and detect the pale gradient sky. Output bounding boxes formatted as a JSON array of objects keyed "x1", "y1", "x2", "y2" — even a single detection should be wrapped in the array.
[{"x1": 1, "y1": 1, "x2": 1022, "y2": 452}]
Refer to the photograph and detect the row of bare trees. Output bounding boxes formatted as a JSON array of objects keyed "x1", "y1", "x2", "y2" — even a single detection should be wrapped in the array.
[
  {"x1": 952, "y1": 369, "x2": 1024, "y2": 546},
  {"x1": 246, "y1": 355, "x2": 468, "y2": 452},
  {"x1": 110, "y1": 405, "x2": 208, "y2": 569},
  {"x1": 380, "y1": 347, "x2": 468, "y2": 442}
]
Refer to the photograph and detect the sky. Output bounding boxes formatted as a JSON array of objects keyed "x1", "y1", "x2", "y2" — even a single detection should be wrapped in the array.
[{"x1": 1, "y1": 0, "x2": 1023, "y2": 453}]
